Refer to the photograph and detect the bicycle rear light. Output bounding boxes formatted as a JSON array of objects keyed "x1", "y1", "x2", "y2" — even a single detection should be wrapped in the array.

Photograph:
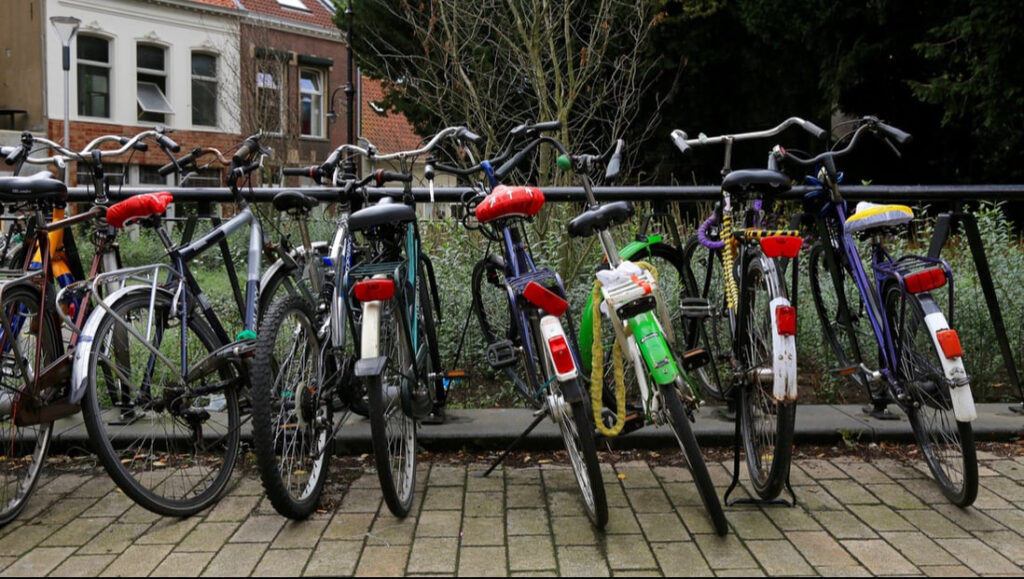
[
  {"x1": 523, "y1": 281, "x2": 568, "y2": 317},
  {"x1": 904, "y1": 268, "x2": 946, "y2": 294},
  {"x1": 353, "y1": 279, "x2": 395, "y2": 302},
  {"x1": 936, "y1": 329, "x2": 963, "y2": 359},
  {"x1": 775, "y1": 305, "x2": 797, "y2": 336},
  {"x1": 540, "y1": 316, "x2": 577, "y2": 381},
  {"x1": 759, "y1": 235, "x2": 802, "y2": 258}
]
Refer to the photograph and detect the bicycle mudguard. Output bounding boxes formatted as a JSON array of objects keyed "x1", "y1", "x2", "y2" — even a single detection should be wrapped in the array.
[
  {"x1": 769, "y1": 296, "x2": 798, "y2": 401},
  {"x1": 631, "y1": 311, "x2": 679, "y2": 386},
  {"x1": 578, "y1": 235, "x2": 663, "y2": 371},
  {"x1": 419, "y1": 252, "x2": 442, "y2": 323},
  {"x1": 69, "y1": 285, "x2": 176, "y2": 405},
  {"x1": 922, "y1": 309, "x2": 976, "y2": 422}
]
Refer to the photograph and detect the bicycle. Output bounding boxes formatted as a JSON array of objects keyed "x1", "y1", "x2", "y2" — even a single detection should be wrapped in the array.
[
  {"x1": 670, "y1": 117, "x2": 825, "y2": 502},
  {"x1": 565, "y1": 139, "x2": 727, "y2": 535},
  {"x1": 250, "y1": 128, "x2": 468, "y2": 519},
  {"x1": 0, "y1": 128, "x2": 181, "y2": 525},
  {"x1": 775, "y1": 116, "x2": 978, "y2": 506},
  {"x1": 69, "y1": 132, "x2": 288, "y2": 516}
]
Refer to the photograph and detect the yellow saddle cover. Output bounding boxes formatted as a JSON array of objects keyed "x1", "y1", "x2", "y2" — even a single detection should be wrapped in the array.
[{"x1": 845, "y1": 201, "x2": 913, "y2": 233}]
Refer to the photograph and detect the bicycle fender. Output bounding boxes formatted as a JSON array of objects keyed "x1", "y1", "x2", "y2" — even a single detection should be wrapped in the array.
[
  {"x1": 769, "y1": 296, "x2": 798, "y2": 401},
  {"x1": 923, "y1": 310, "x2": 976, "y2": 422},
  {"x1": 69, "y1": 285, "x2": 175, "y2": 405},
  {"x1": 631, "y1": 312, "x2": 678, "y2": 386}
]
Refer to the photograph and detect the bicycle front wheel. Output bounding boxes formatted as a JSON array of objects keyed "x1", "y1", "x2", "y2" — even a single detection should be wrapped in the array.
[
  {"x1": 681, "y1": 235, "x2": 731, "y2": 402},
  {"x1": 883, "y1": 285, "x2": 977, "y2": 506},
  {"x1": 251, "y1": 295, "x2": 332, "y2": 519},
  {"x1": 739, "y1": 255, "x2": 796, "y2": 500},
  {"x1": 660, "y1": 382, "x2": 728, "y2": 536},
  {"x1": 0, "y1": 284, "x2": 60, "y2": 526},
  {"x1": 81, "y1": 289, "x2": 240, "y2": 516}
]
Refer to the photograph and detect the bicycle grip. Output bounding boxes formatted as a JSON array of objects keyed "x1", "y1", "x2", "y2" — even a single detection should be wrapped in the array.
[
  {"x1": 158, "y1": 151, "x2": 195, "y2": 176},
  {"x1": 2, "y1": 146, "x2": 20, "y2": 165},
  {"x1": 670, "y1": 130, "x2": 692, "y2": 157},
  {"x1": 156, "y1": 133, "x2": 180, "y2": 153},
  {"x1": 457, "y1": 127, "x2": 485, "y2": 145},
  {"x1": 374, "y1": 170, "x2": 413, "y2": 186},
  {"x1": 531, "y1": 120, "x2": 561, "y2": 133},
  {"x1": 605, "y1": 139, "x2": 624, "y2": 181},
  {"x1": 119, "y1": 136, "x2": 149, "y2": 152},
  {"x1": 494, "y1": 148, "x2": 531, "y2": 181},
  {"x1": 232, "y1": 141, "x2": 254, "y2": 165},
  {"x1": 802, "y1": 120, "x2": 829, "y2": 140},
  {"x1": 876, "y1": 121, "x2": 912, "y2": 145}
]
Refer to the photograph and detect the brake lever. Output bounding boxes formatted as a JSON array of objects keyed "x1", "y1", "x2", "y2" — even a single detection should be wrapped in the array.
[{"x1": 881, "y1": 135, "x2": 902, "y2": 159}]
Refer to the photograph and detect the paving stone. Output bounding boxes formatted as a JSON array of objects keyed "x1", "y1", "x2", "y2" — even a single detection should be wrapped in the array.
[
  {"x1": 763, "y1": 507, "x2": 821, "y2": 531},
  {"x1": 407, "y1": 537, "x2": 459, "y2": 574},
  {"x1": 663, "y1": 482, "x2": 706, "y2": 507},
  {"x1": 848, "y1": 505, "x2": 914, "y2": 531},
  {"x1": 792, "y1": 486, "x2": 844, "y2": 511},
  {"x1": 551, "y1": 516, "x2": 600, "y2": 546},
  {"x1": 712, "y1": 568, "x2": 764, "y2": 577},
  {"x1": 726, "y1": 510, "x2": 782, "y2": 540},
  {"x1": 506, "y1": 485, "x2": 545, "y2": 509},
  {"x1": 100, "y1": 544, "x2": 173, "y2": 577},
  {"x1": 466, "y1": 468, "x2": 504, "y2": 492},
  {"x1": 975, "y1": 530, "x2": 1024, "y2": 566},
  {"x1": 706, "y1": 462, "x2": 734, "y2": 486},
  {"x1": 542, "y1": 468, "x2": 579, "y2": 492},
  {"x1": 323, "y1": 512, "x2": 375, "y2": 541},
  {"x1": 745, "y1": 539, "x2": 814, "y2": 576},
  {"x1": 423, "y1": 486, "x2": 465, "y2": 511},
  {"x1": 78, "y1": 523, "x2": 151, "y2": 555},
  {"x1": 547, "y1": 491, "x2": 590, "y2": 518},
  {"x1": 461, "y1": 516, "x2": 505, "y2": 546},
  {"x1": 797, "y1": 459, "x2": 849, "y2": 479},
  {"x1": 303, "y1": 540, "x2": 363, "y2": 576},
  {"x1": 899, "y1": 478, "x2": 956, "y2": 505},
  {"x1": 150, "y1": 552, "x2": 215, "y2": 577},
  {"x1": 75, "y1": 476, "x2": 118, "y2": 498},
  {"x1": 651, "y1": 542, "x2": 713, "y2": 576},
  {"x1": 931, "y1": 504, "x2": 1005, "y2": 532},
  {"x1": 35, "y1": 497, "x2": 97, "y2": 526},
  {"x1": 0, "y1": 546, "x2": 75, "y2": 577},
  {"x1": 871, "y1": 459, "x2": 927, "y2": 480},
  {"x1": 136, "y1": 516, "x2": 201, "y2": 545},
  {"x1": 337, "y1": 488, "x2": 384, "y2": 513},
  {"x1": 918, "y1": 564, "x2": 977, "y2": 576},
  {"x1": 603, "y1": 507, "x2": 642, "y2": 535},
  {"x1": 987, "y1": 459, "x2": 1023, "y2": 479},
  {"x1": 652, "y1": 466, "x2": 692, "y2": 483},
  {"x1": 603, "y1": 483, "x2": 629, "y2": 508},
  {"x1": 614, "y1": 466, "x2": 660, "y2": 488},
  {"x1": 427, "y1": 465, "x2": 466, "y2": 487},
  {"x1": 80, "y1": 493, "x2": 134, "y2": 519},
  {"x1": 41, "y1": 516, "x2": 113, "y2": 547},
  {"x1": 676, "y1": 507, "x2": 721, "y2": 536},
  {"x1": 508, "y1": 535, "x2": 557, "y2": 572},
  {"x1": 819, "y1": 479, "x2": 879, "y2": 504},
  {"x1": 896, "y1": 509, "x2": 971, "y2": 539},
  {"x1": 983, "y1": 507, "x2": 1024, "y2": 531},
  {"x1": 252, "y1": 548, "x2": 311, "y2": 577},
  {"x1": 416, "y1": 510, "x2": 462, "y2": 539},
  {"x1": 979, "y1": 477, "x2": 1024, "y2": 502},
  {"x1": 606, "y1": 534, "x2": 658, "y2": 570},
  {"x1": 227, "y1": 475, "x2": 267, "y2": 496},
  {"x1": 970, "y1": 486, "x2": 1015, "y2": 510},
  {"x1": 48, "y1": 554, "x2": 117, "y2": 577},
  {"x1": 368, "y1": 512, "x2": 418, "y2": 546},
  {"x1": 812, "y1": 511, "x2": 878, "y2": 539},
  {"x1": 880, "y1": 531, "x2": 960, "y2": 567},
  {"x1": 611, "y1": 571, "x2": 662, "y2": 577},
  {"x1": 871, "y1": 483, "x2": 928, "y2": 510},
  {"x1": 814, "y1": 565, "x2": 872, "y2": 576},
  {"x1": 693, "y1": 534, "x2": 757, "y2": 570},
  {"x1": 117, "y1": 504, "x2": 163, "y2": 525},
  {"x1": 271, "y1": 519, "x2": 328, "y2": 549},
  {"x1": 205, "y1": 495, "x2": 260, "y2": 522},
  {"x1": 201, "y1": 543, "x2": 267, "y2": 577},
  {"x1": 835, "y1": 460, "x2": 893, "y2": 484},
  {"x1": 556, "y1": 545, "x2": 610, "y2": 577},
  {"x1": 935, "y1": 537, "x2": 1022, "y2": 574},
  {"x1": 785, "y1": 531, "x2": 857, "y2": 567},
  {"x1": 177, "y1": 522, "x2": 240, "y2": 552},
  {"x1": 635, "y1": 512, "x2": 690, "y2": 543},
  {"x1": 623, "y1": 487, "x2": 673, "y2": 513},
  {"x1": 464, "y1": 491, "x2": 503, "y2": 517},
  {"x1": 506, "y1": 468, "x2": 542, "y2": 485},
  {"x1": 36, "y1": 473, "x2": 89, "y2": 495},
  {"x1": 507, "y1": 508, "x2": 550, "y2": 536},
  {"x1": 459, "y1": 546, "x2": 507, "y2": 577},
  {"x1": 229, "y1": 515, "x2": 285, "y2": 544},
  {"x1": 842, "y1": 539, "x2": 920, "y2": 575}
]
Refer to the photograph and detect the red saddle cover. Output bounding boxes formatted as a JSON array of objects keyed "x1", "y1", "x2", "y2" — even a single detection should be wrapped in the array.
[
  {"x1": 106, "y1": 192, "x2": 174, "y2": 228},
  {"x1": 475, "y1": 185, "x2": 545, "y2": 223}
]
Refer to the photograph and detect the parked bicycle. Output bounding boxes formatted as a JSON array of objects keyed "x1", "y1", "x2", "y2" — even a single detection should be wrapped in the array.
[{"x1": 777, "y1": 116, "x2": 978, "y2": 506}]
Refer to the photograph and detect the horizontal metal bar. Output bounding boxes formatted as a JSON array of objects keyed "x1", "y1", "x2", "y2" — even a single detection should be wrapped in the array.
[{"x1": 65, "y1": 184, "x2": 1024, "y2": 204}]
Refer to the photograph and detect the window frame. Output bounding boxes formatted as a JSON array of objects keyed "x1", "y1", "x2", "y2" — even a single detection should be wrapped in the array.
[
  {"x1": 76, "y1": 34, "x2": 112, "y2": 119},
  {"x1": 191, "y1": 51, "x2": 219, "y2": 128},
  {"x1": 299, "y1": 68, "x2": 325, "y2": 139},
  {"x1": 136, "y1": 42, "x2": 172, "y2": 123}
]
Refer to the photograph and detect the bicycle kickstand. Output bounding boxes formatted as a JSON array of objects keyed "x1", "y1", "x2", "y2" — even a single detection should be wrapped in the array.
[
  {"x1": 477, "y1": 410, "x2": 547, "y2": 478},
  {"x1": 722, "y1": 408, "x2": 797, "y2": 507}
]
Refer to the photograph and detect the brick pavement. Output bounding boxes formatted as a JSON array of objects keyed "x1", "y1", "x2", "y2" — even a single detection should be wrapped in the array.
[{"x1": 0, "y1": 452, "x2": 1021, "y2": 577}]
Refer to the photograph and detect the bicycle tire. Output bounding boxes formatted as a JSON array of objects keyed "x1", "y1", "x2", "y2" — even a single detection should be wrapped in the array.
[
  {"x1": 80, "y1": 289, "x2": 240, "y2": 516},
  {"x1": 883, "y1": 284, "x2": 978, "y2": 506},
  {"x1": 660, "y1": 382, "x2": 728, "y2": 536},
  {"x1": 680, "y1": 235, "x2": 731, "y2": 402},
  {"x1": 0, "y1": 284, "x2": 60, "y2": 526},
  {"x1": 739, "y1": 255, "x2": 796, "y2": 500},
  {"x1": 367, "y1": 295, "x2": 418, "y2": 517},
  {"x1": 549, "y1": 385, "x2": 608, "y2": 528},
  {"x1": 250, "y1": 294, "x2": 332, "y2": 519},
  {"x1": 471, "y1": 255, "x2": 513, "y2": 344},
  {"x1": 258, "y1": 242, "x2": 328, "y2": 320}
]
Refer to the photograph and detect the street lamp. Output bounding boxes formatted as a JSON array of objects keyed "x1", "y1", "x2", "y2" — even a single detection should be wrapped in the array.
[{"x1": 50, "y1": 16, "x2": 80, "y2": 150}]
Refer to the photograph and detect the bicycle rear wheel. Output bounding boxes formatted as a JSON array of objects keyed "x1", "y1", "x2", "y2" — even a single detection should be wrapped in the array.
[
  {"x1": 80, "y1": 289, "x2": 240, "y2": 516},
  {"x1": 738, "y1": 255, "x2": 796, "y2": 500},
  {"x1": 681, "y1": 235, "x2": 731, "y2": 402},
  {"x1": 251, "y1": 295, "x2": 332, "y2": 519},
  {"x1": 883, "y1": 285, "x2": 978, "y2": 506},
  {"x1": 660, "y1": 382, "x2": 728, "y2": 536},
  {"x1": 0, "y1": 284, "x2": 60, "y2": 526},
  {"x1": 550, "y1": 389, "x2": 608, "y2": 528}
]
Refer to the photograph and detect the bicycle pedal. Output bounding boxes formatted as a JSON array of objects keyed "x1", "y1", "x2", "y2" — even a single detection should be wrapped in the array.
[
  {"x1": 485, "y1": 340, "x2": 517, "y2": 369},
  {"x1": 830, "y1": 365, "x2": 860, "y2": 377},
  {"x1": 680, "y1": 297, "x2": 713, "y2": 319},
  {"x1": 680, "y1": 348, "x2": 711, "y2": 372}
]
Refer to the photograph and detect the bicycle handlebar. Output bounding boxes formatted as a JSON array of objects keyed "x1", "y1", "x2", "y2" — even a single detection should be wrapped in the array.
[
  {"x1": 19, "y1": 128, "x2": 178, "y2": 166},
  {"x1": 670, "y1": 116, "x2": 828, "y2": 156},
  {"x1": 775, "y1": 116, "x2": 912, "y2": 169}
]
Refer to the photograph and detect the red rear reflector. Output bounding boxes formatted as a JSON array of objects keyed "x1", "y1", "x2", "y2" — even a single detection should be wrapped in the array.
[
  {"x1": 760, "y1": 235, "x2": 803, "y2": 258},
  {"x1": 936, "y1": 329, "x2": 963, "y2": 359},
  {"x1": 905, "y1": 268, "x2": 946, "y2": 294},
  {"x1": 353, "y1": 279, "x2": 395, "y2": 302},
  {"x1": 523, "y1": 282, "x2": 568, "y2": 317},
  {"x1": 547, "y1": 335, "x2": 576, "y2": 376},
  {"x1": 776, "y1": 305, "x2": 796, "y2": 336}
]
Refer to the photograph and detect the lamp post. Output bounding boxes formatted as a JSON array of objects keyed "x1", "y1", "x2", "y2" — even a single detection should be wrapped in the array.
[
  {"x1": 345, "y1": 2, "x2": 355, "y2": 147},
  {"x1": 50, "y1": 16, "x2": 80, "y2": 150}
]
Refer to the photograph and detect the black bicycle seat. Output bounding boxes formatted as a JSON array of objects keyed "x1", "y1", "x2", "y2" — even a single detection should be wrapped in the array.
[
  {"x1": 272, "y1": 190, "x2": 318, "y2": 213},
  {"x1": 721, "y1": 169, "x2": 791, "y2": 196},
  {"x1": 349, "y1": 200, "x2": 415, "y2": 231},
  {"x1": 567, "y1": 201, "x2": 634, "y2": 238},
  {"x1": 0, "y1": 173, "x2": 68, "y2": 203}
]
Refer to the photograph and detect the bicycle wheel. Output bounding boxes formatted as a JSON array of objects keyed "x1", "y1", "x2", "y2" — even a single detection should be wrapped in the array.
[
  {"x1": 681, "y1": 235, "x2": 731, "y2": 401},
  {"x1": 258, "y1": 241, "x2": 328, "y2": 321},
  {"x1": 80, "y1": 289, "x2": 240, "y2": 516},
  {"x1": 659, "y1": 381, "x2": 728, "y2": 536},
  {"x1": 366, "y1": 295, "x2": 417, "y2": 517},
  {"x1": 471, "y1": 255, "x2": 513, "y2": 345},
  {"x1": 546, "y1": 382, "x2": 608, "y2": 528},
  {"x1": 0, "y1": 284, "x2": 60, "y2": 526},
  {"x1": 250, "y1": 294, "x2": 332, "y2": 519},
  {"x1": 883, "y1": 285, "x2": 978, "y2": 506},
  {"x1": 739, "y1": 255, "x2": 796, "y2": 500}
]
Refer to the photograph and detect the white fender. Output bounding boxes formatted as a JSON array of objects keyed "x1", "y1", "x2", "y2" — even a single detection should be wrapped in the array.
[
  {"x1": 769, "y1": 297, "x2": 798, "y2": 401},
  {"x1": 923, "y1": 312, "x2": 976, "y2": 422}
]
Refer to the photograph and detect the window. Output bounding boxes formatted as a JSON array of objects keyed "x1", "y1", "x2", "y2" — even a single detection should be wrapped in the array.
[
  {"x1": 277, "y1": 0, "x2": 309, "y2": 10},
  {"x1": 77, "y1": 162, "x2": 124, "y2": 186},
  {"x1": 191, "y1": 53, "x2": 218, "y2": 127},
  {"x1": 299, "y1": 69, "x2": 323, "y2": 138},
  {"x1": 77, "y1": 35, "x2": 110, "y2": 118},
  {"x1": 256, "y1": 62, "x2": 283, "y2": 133},
  {"x1": 137, "y1": 44, "x2": 173, "y2": 123}
]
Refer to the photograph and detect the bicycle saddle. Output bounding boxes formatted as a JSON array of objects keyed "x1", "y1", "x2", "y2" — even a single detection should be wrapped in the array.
[
  {"x1": 567, "y1": 201, "x2": 634, "y2": 238},
  {"x1": 475, "y1": 185, "x2": 545, "y2": 223},
  {"x1": 272, "y1": 190, "x2": 318, "y2": 213},
  {"x1": 349, "y1": 198, "x2": 415, "y2": 231},
  {"x1": 844, "y1": 201, "x2": 913, "y2": 233},
  {"x1": 721, "y1": 169, "x2": 791, "y2": 196},
  {"x1": 0, "y1": 172, "x2": 67, "y2": 203},
  {"x1": 105, "y1": 191, "x2": 174, "y2": 228}
]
